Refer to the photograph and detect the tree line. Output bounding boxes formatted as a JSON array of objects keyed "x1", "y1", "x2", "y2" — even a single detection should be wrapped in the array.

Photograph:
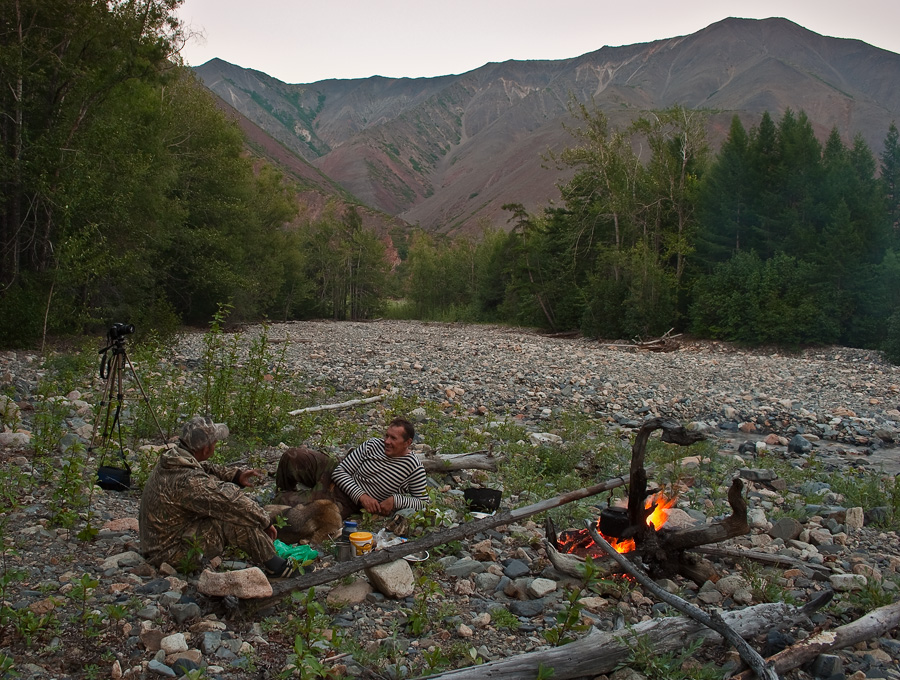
[
  {"x1": 400, "y1": 105, "x2": 900, "y2": 361},
  {"x1": 0, "y1": 0, "x2": 390, "y2": 346},
  {"x1": 3, "y1": 0, "x2": 899, "y2": 362}
]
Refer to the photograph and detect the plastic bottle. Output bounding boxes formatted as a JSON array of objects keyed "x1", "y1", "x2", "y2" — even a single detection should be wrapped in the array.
[{"x1": 341, "y1": 520, "x2": 358, "y2": 541}]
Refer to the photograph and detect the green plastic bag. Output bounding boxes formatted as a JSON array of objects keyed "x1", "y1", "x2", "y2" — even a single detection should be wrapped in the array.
[{"x1": 274, "y1": 540, "x2": 318, "y2": 563}]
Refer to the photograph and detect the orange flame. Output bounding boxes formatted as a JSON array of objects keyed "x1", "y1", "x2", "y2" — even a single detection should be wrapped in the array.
[{"x1": 645, "y1": 491, "x2": 677, "y2": 532}]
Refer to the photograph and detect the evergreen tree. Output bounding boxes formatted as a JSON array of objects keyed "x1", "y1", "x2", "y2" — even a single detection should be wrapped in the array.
[{"x1": 697, "y1": 116, "x2": 751, "y2": 263}]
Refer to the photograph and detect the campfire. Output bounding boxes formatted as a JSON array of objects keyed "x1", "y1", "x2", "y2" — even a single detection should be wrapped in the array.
[
  {"x1": 556, "y1": 491, "x2": 678, "y2": 557},
  {"x1": 545, "y1": 418, "x2": 752, "y2": 585}
]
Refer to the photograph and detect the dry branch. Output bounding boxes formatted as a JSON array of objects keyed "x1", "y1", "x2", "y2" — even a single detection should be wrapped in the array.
[
  {"x1": 732, "y1": 600, "x2": 900, "y2": 680},
  {"x1": 587, "y1": 522, "x2": 778, "y2": 680},
  {"x1": 694, "y1": 546, "x2": 832, "y2": 581},
  {"x1": 288, "y1": 395, "x2": 385, "y2": 415}
]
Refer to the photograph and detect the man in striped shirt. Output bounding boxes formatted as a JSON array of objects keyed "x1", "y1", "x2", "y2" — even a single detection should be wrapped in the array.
[{"x1": 275, "y1": 417, "x2": 428, "y2": 519}]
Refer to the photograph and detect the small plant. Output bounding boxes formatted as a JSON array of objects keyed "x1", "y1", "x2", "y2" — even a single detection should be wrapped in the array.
[
  {"x1": 839, "y1": 575, "x2": 898, "y2": 612},
  {"x1": 490, "y1": 607, "x2": 521, "y2": 630},
  {"x1": 12, "y1": 609, "x2": 56, "y2": 647},
  {"x1": 69, "y1": 573, "x2": 102, "y2": 640},
  {"x1": 404, "y1": 575, "x2": 444, "y2": 635},
  {"x1": 278, "y1": 589, "x2": 339, "y2": 679},
  {"x1": 740, "y1": 560, "x2": 795, "y2": 605},
  {"x1": 176, "y1": 536, "x2": 206, "y2": 575},
  {"x1": 0, "y1": 651, "x2": 18, "y2": 677},
  {"x1": 543, "y1": 556, "x2": 603, "y2": 647},
  {"x1": 625, "y1": 634, "x2": 720, "y2": 680}
]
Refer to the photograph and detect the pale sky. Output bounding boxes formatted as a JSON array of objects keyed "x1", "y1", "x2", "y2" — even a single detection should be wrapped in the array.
[{"x1": 175, "y1": 1, "x2": 900, "y2": 84}]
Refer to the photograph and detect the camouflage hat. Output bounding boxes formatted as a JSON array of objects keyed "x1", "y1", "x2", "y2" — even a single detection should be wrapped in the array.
[{"x1": 180, "y1": 415, "x2": 229, "y2": 453}]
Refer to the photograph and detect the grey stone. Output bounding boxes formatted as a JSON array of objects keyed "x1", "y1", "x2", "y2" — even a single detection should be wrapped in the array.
[
  {"x1": 789, "y1": 434, "x2": 813, "y2": 454},
  {"x1": 739, "y1": 468, "x2": 778, "y2": 482},
  {"x1": 147, "y1": 659, "x2": 176, "y2": 677},
  {"x1": 769, "y1": 517, "x2": 803, "y2": 541},
  {"x1": 503, "y1": 559, "x2": 531, "y2": 578},
  {"x1": 200, "y1": 631, "x2": 222, "y2": 654},
  {"x1": 169, "y1": 602, "x2": 201, "y2": 625},
  {"x1": 365, "y1": 559, "x2": 415, "y2": 599},
  {"x1": 810, "y1": 653, "x2": 842, "y2": 678},
  {"x1": 473, "y1": 572, "x2": 501, "y2": 592},
  {"x1": 444, "y1": 558, "x2": 486, "y2": 578},
  {"x1": 509, "y1": 598, "x2": 546, "y2": 618}
]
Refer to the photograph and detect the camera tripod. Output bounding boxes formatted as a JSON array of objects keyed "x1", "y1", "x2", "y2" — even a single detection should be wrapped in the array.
[{"x1": 88, "y1": 324, "x2": 165, "y2": 489}]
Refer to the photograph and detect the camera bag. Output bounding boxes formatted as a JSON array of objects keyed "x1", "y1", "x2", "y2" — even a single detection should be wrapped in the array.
[{"x1": 97, "y1": 448, "x2": 131, "y2": 491}]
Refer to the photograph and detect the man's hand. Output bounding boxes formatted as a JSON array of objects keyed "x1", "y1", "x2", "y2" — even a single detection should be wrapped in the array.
[
  {"x1": 358, "y1": 493, "x2": 382, "y2": 514},
  {"x1": 237, "y1": 469, "x2": 265, "y2": 487},
  {"x1": 265, "y1": 524, "x2": 277, "y2": 541},
  {"x1": 378, "y1": 496, "x2": 396, "y2": 514}
]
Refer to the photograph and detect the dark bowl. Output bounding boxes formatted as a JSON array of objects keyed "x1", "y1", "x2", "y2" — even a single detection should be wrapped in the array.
[{"x1": 463, "y1": 487, "x2": 502, "y2": 513}]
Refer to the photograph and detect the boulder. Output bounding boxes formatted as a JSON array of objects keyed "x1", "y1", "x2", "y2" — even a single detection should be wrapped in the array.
[{"x1": 365, "y1": 559, "x2": 415, "y2": 598}]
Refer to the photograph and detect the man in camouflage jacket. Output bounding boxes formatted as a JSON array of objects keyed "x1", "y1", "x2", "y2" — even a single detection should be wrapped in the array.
[{"x1": 139, "y1": 416, "x2": 295, "y2": 577}]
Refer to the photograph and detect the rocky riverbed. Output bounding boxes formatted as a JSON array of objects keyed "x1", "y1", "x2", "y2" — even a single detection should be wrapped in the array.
[{"x1": 1, "y1": 320, "x2": 900, "y2": 680}]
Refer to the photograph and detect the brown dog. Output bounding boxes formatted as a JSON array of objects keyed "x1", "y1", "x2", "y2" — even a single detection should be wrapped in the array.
[{"x1": 265, "y1": 499, "x2": 342, "y2": 545}]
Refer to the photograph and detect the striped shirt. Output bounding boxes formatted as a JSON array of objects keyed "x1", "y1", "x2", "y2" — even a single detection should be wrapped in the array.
[{"x1": 331, "y1": 438, "x2": 428, "y2": 511}]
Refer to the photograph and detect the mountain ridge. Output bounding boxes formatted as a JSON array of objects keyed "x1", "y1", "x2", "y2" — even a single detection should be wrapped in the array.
[{"x1": 194, "y1": 17, "x2": 900, "y2": 235}]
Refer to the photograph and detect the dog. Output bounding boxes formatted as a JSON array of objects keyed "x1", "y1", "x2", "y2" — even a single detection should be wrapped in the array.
[{"x1": 265, "y1": 499, "x2": 342, "y2": 545}]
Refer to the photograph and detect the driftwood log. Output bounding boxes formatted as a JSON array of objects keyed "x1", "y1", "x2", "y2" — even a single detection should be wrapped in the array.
[
  {"x1": 416, "y1": 600, "x2": 823, "y2": 680},
  {"x1": 419, "y1": 450, "x2": 499, "y2": 473},
  {"x1": 732, "y1": 600, "x2": 900, "y2": 680},
  {"x1": 288, "y1": 395, "x2": 385, "y2": 415},
  {"x1": 240, "y1": 471, "x2": 633, "y2": 613}
]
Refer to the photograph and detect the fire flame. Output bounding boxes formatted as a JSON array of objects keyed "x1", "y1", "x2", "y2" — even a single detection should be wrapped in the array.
[{"x1": 556, "y1": 491, "x2": 677, "y2": 556}]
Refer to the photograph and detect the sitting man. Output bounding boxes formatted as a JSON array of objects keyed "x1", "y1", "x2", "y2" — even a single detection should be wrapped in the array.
[
  {"x1": 275, "y1": 417, "x2": 428, "y2": 519},
  {"x1": 139, "y1": 415, "x2": 296, "y2": 578}
]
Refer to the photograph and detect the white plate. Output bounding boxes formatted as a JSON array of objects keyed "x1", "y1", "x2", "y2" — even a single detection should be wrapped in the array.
[{"x1": 403, "y1": 551, "x2": 429, "y2": 562}]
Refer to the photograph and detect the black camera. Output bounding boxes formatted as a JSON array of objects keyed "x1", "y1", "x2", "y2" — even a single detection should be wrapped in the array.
[{"x1": 107, "y1": 323, "x2": 135, "y2": 341}]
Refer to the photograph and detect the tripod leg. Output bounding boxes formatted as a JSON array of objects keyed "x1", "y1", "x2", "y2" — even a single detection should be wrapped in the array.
[
  {"x1": 88, "y1": 352, "x2": 120, "y2": 454},
  {"x1": 123, "y1": 351, "x2": 167, "y2": 442}
]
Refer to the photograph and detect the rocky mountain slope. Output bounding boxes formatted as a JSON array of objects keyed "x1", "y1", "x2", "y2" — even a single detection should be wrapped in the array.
[{"x1": 194, "y1": 17, "x2": 900, "y2": 235}]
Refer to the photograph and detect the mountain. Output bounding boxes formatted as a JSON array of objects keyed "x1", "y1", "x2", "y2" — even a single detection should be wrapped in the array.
[{"x1": 194, "y1": 17, "x2": 900, "y2": 236}]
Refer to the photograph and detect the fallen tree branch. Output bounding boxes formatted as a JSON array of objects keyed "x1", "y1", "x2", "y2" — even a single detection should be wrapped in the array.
[
  {"x1": 415, "y1": 600, "x2": 816, "y2": 680},
  {"x1": 732, "y1": 599, "x2": 900, "y2": 680},
  {"x1": 694, "y1": 546, "x2": 832, "y2": 581},
  {"x1": 587, "y1": 522, "x2": 778, "y2": 680},
  {"x1": 241, "y1": 471, "x2": 632, "y2": 613},
  {"x1": 288, "y1": 395, "x2": 385, "y2": 416}
]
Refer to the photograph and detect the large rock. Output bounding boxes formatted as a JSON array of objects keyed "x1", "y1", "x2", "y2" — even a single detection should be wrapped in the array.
[
  {"x1": 365, "y1": 559, "x2": 415, "y2": 598},
  {"x1": 197, "y1": 568, "x2": 273, "y2": 599}
]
